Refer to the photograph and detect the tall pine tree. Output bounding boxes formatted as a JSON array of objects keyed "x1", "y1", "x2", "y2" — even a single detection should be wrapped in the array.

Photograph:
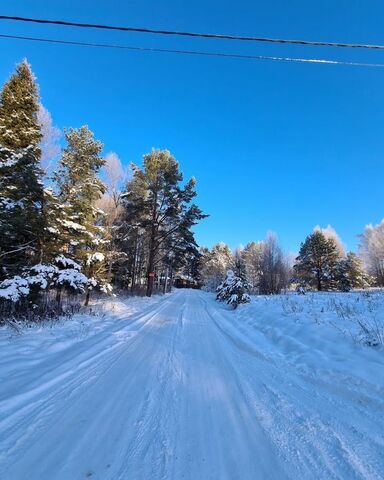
[
  {"x1": 0, "y1": 60, "x2": 42, "y2": 153},
  {"x1": 294, "y1": 230, "x2": 340, "y2": 291},
  {"x1": 122, "y1": 149, "x2": 206, "y2": 296},
  {"x1": 0, "y1": 60, "x2": 45, "y2": 278},
  {"x1": 55, "y1": 126, "x2": 109, "y2": 303}
]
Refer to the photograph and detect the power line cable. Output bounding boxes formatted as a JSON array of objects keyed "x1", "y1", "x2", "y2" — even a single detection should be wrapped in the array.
[
  {"x1": 1, "y1": 15, "x2": 384, "y2": 51},
  {"x1": 1, "y1": 33, "x2": 384, "y2": 68}
]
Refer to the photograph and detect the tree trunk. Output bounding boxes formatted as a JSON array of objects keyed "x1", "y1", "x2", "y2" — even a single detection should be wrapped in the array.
[
  {"x1": 317, "y1": 270, "x2": 322, "y2": 291},
  {"x1": 84, "y1": 288, "x2": 91, "y2": 306},
  {"x1": 163, "y1": 266, "x2": 169, "y2": 294},
  {"x1": 146, "y1": 200, "x2": 158, "y2": 297},
  {"x1": 56, "y1": 286, "x2": 62, "y2": 306},
  {"x1": 130, "y1": 233, "x2": 138, "y2": 293},
  {"x1": 146, "y1": 275, "x2": 154, "y2": 297}
]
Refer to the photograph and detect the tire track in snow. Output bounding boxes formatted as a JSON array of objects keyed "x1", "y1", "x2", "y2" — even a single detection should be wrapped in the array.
[
  {"x1": 169, "y1": 290, "x2": 287, "y2": 480},
  {"x1": 0, "y1": 294, "x2": 176, "y2": 476},
  {"x1": 2, "y1": 289, "x2": 383, "y2": 479},
  {"x1": 202, "y1": 292, "x2": 384, "y2": 479},
  {"x1": 113, "y1": 291, "x2": 187, "y2": 480}
]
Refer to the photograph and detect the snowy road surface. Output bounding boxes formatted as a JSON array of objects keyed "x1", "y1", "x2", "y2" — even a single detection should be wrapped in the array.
[{"x1": 1, "y1": 289, "x2": 384, "y2": 479}]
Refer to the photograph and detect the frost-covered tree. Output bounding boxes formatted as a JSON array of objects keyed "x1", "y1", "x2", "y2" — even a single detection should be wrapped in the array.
[
  {"x1": 37, "y1": 104, "x2": 61, "y2": 177},
  {"x1": 216, "y1": 270, "x2": 251, "y2": 309},
  {"x1": 0, "y1": 60, "x2": 42, "y2": 154},
  {"x1": 242, "y1": 241, "x2": 263, "y2": 293},
  {"x1": 200, "y1": 242, "x2": 234, "y2": 290},
  {"x1": 233, "y1": 246, "x2": 247, "y2": 280},
  {"x1": 55, "y1": 126, "x2": 110, "y2": 303},
  {"x1": 294, "y1": 230, "x2": 341, "y2": 291},
  {"x1": 359, "y1": 220, "x2": 384, "y2": 286},
  {"x1": 40, "y1": 186, "x2": 73, "y2": 263},
  {"x1": 95, "y1": 152, "x2": 127, "y2": 280},
  {"x1": 98, "y1": 152, "x2": 126, "y2": 214},
  {"x1": 259, "y1": 234, "x2": 290, "y2": 294},
  {"x1": 0, "y1": 255, "x2": 90, "y2": 312},
  {"x1": 335, "y1": 252, "x2": 370, "y2": 291},
  {"x1": 0, "y1": 61, "x2": 46, "y2": 277},
  {"x1": 314, "y1": 225, "x2": 345, "y2": 258},
  {"x1": 0, "y1": 147, "x2": 45, "y2": 278}
]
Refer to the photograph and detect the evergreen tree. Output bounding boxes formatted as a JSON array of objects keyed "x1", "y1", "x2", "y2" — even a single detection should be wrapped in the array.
[
  {"x1": 40, "y1": 187, "x2": 73, "y2": 263},
  {"x1": 180, "y1": 249, "x2": 203, "y2": 286},
  {"x1": 294, "y1": 230, "x2": 340, "y2": 291},
  {"x1": 0, "y1": 60, "x2": 42, "y2": 154},
  {"x1": 234, "y1": 247, "x2": 247, "y2": 280},
  {"x1": 122, "y1": 149, "x2": 206, "y2": 297},
  {"x1": 55, "y1": 126, "x2": 110, "y2": 303},
  {"x1": 0, "y1": 61, "x2": 45, "y2": 277},
  {"x1": 216, "y1": 270, "x2": 251, "y2": 309},
  {"x1": 0, "y1": 147, "x2": 45, "y2": 277},
  {"x1": 335, "y1": 252, "x2": 370, "y2": 291}
]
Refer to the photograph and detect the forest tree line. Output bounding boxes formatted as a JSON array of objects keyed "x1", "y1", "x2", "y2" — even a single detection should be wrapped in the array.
[
  {"x1": 0, "y1": 60, "x2": 205, "y2": 318},
  {"x1": 0, "y1": 60, "x2": 383, "y2": 320},
  {"x1": 199, "y1": 223, "x2": 384, "y2": 295}
]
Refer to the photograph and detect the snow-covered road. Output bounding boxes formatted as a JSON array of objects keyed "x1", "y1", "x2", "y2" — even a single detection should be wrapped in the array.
[{"x1": 1, "y1": 289, "x2": 383, "y2": 479}]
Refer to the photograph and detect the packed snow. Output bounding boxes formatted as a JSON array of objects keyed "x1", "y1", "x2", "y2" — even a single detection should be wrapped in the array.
[{"x1": 0, "y1": 289, "x2": 383, "y2": 479}]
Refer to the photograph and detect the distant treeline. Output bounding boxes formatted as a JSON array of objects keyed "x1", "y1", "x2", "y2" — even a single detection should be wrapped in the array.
[{"x1": 0, "y1": 60, "x2": 205, "y2": 319}]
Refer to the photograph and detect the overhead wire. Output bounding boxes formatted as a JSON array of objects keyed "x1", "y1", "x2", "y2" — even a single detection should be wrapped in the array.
[
  {"x1": 1, "y1": 34, "x2": 384, "y2": 68},
  {"x1": 1, "y1": 15, "x2": 384, "y2": 51}
]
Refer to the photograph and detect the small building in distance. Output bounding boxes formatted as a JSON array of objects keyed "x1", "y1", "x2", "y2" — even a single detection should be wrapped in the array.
[{"x1": 174, "y1": 275, "x2": 201, "y2": 289}]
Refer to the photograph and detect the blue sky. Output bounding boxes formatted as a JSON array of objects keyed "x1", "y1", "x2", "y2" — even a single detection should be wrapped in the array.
[{"x1": 1, "y1": 1, "x2": 384, "y2": 253}]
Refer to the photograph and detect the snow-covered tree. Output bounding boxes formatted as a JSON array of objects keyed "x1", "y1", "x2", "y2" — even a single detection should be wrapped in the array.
[
  {"x1": 314, "y1": 225, "x2": 345, "y2": 258},
  {"x1": 233, "y1": 246, "x2": 247, "y2": 280},
  {"x1": 200, "y1": 242, "x2": 234, "y2": 290},
  {"x1": 53, "y1": 255, "x2": 90, "y2": 305},
  {"x1": 0, "y1": 60, "x2": 42, "y2": 154},
  {"x1": 359, "y1": 220, "x2": 384, "y2": 286},
  {"x1": 242, "y1": 241, "x2": 263, "y2": 293},
  {"x1": 98, "y1": 152, "x2": 127, "y2": 215},
  {"x1": 258, "y1": 234, "x2": 290, "y2": 294},
  {"x1": 0, "y1": 61, "x2": 46, "y2": 278},
  {"x1": 37, "y1": 104, "x2": 61, "y2": 178},
  {"x1": 216, "y1": 270, "x2": 251, "y2": 309},
  {"x1": 294, "y1": 230, "x2": 341, "y2": 291},
  {"x1": 95, "y1": 152, "x2": 128, "y2": 281},
  {"x1": 0, "y1": 147, "x2": 45, "y2": 277},
  {"x1": 55, "y1": 126, "x2": 110, "y2": 303},
  {"x1": 0, "y1": 256, "x2": 90, "y2": 309},
  {"x1": 335, "y1": 252, "x2": 370, "y2": 291}
]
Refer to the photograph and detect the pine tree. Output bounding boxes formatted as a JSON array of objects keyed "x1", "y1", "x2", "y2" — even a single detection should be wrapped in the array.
[
  {"x1": 294, "y1": 230, "x2": 340, "y2": 291},
  {"x1": 234, "y1": 247, "x2": 247, "y2": 280},
  {"x1": 55, "y1": 126, "x2": 110, "y2": 303},
  {"x1": 216, "y1": 270, "x2": 251, "y2": 309},
  {"x1": 122, "y1": 149, "x2": 206, "y2": 297},
  {"x1": 0, "y1": 147, "x2": 45, "y2": 276},
  {"x1": 335, "y1": 252, "x2": 370, "y2": 291},
  {"x1": 40, "y1": 187, "x2": 71, "y2": 262},
  {"x1": 0, "y1": 61, "x2": 45, "y2": 278},
  {"x1": 0, "y1": 60, "x2": 42, "y2": 154}
]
